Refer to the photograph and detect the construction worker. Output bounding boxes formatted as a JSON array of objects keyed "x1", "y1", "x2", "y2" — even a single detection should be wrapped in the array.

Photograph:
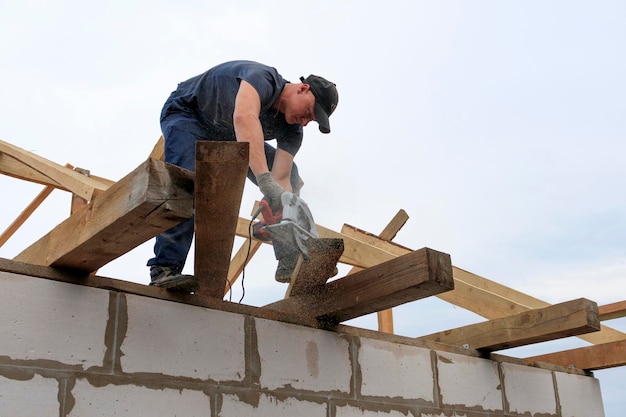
[{"x1": 147, "y1": 60, "x2": 338, "y2": 292}]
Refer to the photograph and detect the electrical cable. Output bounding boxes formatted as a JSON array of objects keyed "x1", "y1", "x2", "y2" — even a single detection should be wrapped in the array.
[{"x1": 238, "y1": 205, "x2": 264, "y2": 304}]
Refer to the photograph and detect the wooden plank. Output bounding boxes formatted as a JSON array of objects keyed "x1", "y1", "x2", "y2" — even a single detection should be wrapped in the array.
[
  {"x1": 14, "y1": 158, "x2": 194, "y2": 271},
  {"x1": 417, "y1": 298, "x2": 600, "y2": 352},
  {"x1": 194, "y1": 141, "x2": 249, "y2": 299},
  {"x1": 526, "y1": 339, "x2": 626, "y2": 371},
  {"x1": 598, "y1": 300, "x2": 626, "y2": 321},
  {"x1": 264, "y1": 247, "x2": 454, "y2": 325},
  {"x1": 0, "y1": 139, "x2": 109, "y2": 199},
  {"x1": 285, "y1": 238, "x2": 344, "y2": 297},
  {"x1": 340, "y1": 226, "x2": 626, "y2": 345}
]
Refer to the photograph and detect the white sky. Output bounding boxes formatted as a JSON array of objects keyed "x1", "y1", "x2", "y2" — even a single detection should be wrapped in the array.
[{"x1": 1, "y1": 0, "x2": 625, "y2": 414}]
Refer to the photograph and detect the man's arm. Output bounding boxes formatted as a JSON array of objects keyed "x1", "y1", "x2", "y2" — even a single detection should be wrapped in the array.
[
  {"x1": 270, "y1": 148, "x2": 294, "y2": 192},
  {"x1": 233, "y1": 79, "x2": 294, "y2": 205},
  {"x1": 233, "y1": 80, "x2": 271, "y2": 177}
]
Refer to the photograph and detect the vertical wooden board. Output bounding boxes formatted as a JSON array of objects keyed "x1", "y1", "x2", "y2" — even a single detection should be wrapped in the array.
[{"x1": 194, "y1": 141, "x2": 249, "y2": 299}]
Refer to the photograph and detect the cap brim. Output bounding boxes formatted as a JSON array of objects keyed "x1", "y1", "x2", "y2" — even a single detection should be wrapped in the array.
[{"x1": 314, "y1": 102, "x2": 331, "y2": 134}]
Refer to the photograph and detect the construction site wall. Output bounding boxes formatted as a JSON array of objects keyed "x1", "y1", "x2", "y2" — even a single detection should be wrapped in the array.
[{"x1": 0, "y1": 270, "x2": 605, "y2": 417}]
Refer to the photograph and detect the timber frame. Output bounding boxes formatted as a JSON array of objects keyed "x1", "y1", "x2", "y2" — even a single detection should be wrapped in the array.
[{"x1": 1, "y1": 137, "x2": 625, "y2": 374}]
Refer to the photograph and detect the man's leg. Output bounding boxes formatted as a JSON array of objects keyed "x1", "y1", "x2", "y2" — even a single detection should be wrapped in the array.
[{"x1": 147, "y1": 112, "x2": 207, "y2": 291}]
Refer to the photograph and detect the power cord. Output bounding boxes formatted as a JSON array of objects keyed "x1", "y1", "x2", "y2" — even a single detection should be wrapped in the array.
[{"x1": 237, "y1": 205, "x2": 264, "y2": 304}]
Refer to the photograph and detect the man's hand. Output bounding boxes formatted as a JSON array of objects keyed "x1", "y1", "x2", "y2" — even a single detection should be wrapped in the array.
[{"x1": 257, "y1": 172, "x2": 286, "y2": 210}]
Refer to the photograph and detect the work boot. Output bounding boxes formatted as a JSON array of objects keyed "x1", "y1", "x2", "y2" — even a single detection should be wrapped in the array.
[
  {"x1": 275, "y1": 254, "x2": 299, "y2": 283},
  {"x1": 149, "y1": 265, "x2": 199, "y2": 293}
]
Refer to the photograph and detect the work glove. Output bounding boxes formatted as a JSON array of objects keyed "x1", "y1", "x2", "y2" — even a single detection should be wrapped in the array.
[{"x1": 256, "y1": 172, "x2": 286, "y2": 211}]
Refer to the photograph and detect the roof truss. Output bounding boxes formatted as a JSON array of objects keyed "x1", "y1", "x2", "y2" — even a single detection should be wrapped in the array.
[{"x1": 1, "y1": 137, "x2": 624, "y2": 372}]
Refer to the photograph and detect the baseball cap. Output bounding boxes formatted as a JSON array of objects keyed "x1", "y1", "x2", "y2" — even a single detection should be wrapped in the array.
[{"x1": 300, "y1": 75, "x2": 338, "y2": 134}]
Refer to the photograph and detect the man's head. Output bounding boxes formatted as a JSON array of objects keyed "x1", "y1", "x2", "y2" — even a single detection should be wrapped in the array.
[{"x1": 299, "y1": 75, "x2": 338, "y2": 134}]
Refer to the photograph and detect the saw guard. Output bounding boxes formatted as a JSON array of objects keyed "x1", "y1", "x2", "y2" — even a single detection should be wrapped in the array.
[{"x1": 263, "y1": 192, "x2": 318, "y2": 259}]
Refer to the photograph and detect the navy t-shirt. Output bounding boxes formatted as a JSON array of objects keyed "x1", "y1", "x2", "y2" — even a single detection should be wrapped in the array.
[{"x1": 162, "y1": 60, "x2": 303, "y2": 156}]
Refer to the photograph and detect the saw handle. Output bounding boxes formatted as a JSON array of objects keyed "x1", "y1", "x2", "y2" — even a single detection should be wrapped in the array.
[
  {"x1": 259, "y1": 199, "x2": 282, "y2": 225},
  {"x1": 252, "y1": 199, "x2": 283, "y2": 241}
]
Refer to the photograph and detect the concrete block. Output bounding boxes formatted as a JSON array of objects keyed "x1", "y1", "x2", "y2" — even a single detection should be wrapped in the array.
[
  {"x1": 67, "y1": 378, "x2": 210, "y2": 416},
  {"x1": 436, "y1": 351, "x2": 502, "y2": 412},
  {"x1": 0, "y1": 374, "x2": 60, "y2": 417},
  {"x1": 555, "y1": 372, "x2": 605, "y2": 417},
  {"x1": 0, "y1": 272, "x2": 109, "y2": 367},
  {"x1": 121, "y1": 294, "x2": 246, "y2": 381},
  {"x1": 358, "y1": 337, "x2": 433, "y2": 401},
  {"x1": 218, "y1": 393, "x2": 326, "y2": 416},
  {"x1": 336, "y1": 404, "x2": 412, "y2": 416},
  {"x1": 254, "y1": 318, "x2": 351, "y2": 392},
  {"x1": 501, "y1": 362, "x2": 556, "y2": 415}
]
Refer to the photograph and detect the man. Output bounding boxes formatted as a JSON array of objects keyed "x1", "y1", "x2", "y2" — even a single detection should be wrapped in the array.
[{"x1": 147, "y1": 60, "x2": 338, "y2": 292}]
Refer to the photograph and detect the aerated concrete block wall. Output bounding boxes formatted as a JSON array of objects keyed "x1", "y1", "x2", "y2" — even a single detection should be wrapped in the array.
[{"x1": 0, "y1": 270, "x2": 606, "y2": 417}]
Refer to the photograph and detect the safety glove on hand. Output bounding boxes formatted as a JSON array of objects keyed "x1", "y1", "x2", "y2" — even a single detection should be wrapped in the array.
[{"x1": 256, "y1": 172, "x2": 286, "y2": 211}]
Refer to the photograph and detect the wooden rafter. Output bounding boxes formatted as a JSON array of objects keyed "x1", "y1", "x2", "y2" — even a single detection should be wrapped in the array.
[{"x1": 0, "y1": 139, "x2": 110, "y2": 200}]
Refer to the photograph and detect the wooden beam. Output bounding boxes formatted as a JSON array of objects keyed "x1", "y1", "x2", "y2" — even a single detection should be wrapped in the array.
[
  {"x1": 340, "y1": 226, "x2": 626, "y2": 345},
  {"x1": 417, "y1": 298, "x2": 600, "y2": 352},
  {"x1": 599, "y1": 300, "x2": 626, "y2": 321},
  {"x1": 0, "y1": 139, "x2": 109, "y2": 199},
  {"x1": 264, "y1": 247, "x2": 453, "y2": 326},
  {"x1": 526, "y1": 339, "x2": 626, "y2": 371},
  {"x1": 193, "y1": 141, "x2": 249, "y2": 300},
  {"x1": 13, "y1": 158, "x2": 194, "y2": 271}
]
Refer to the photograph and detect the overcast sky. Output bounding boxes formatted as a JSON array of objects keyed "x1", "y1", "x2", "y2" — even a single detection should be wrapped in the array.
[{"x1": 1, "y1": 0, "x2": 625, "y2": 414}]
